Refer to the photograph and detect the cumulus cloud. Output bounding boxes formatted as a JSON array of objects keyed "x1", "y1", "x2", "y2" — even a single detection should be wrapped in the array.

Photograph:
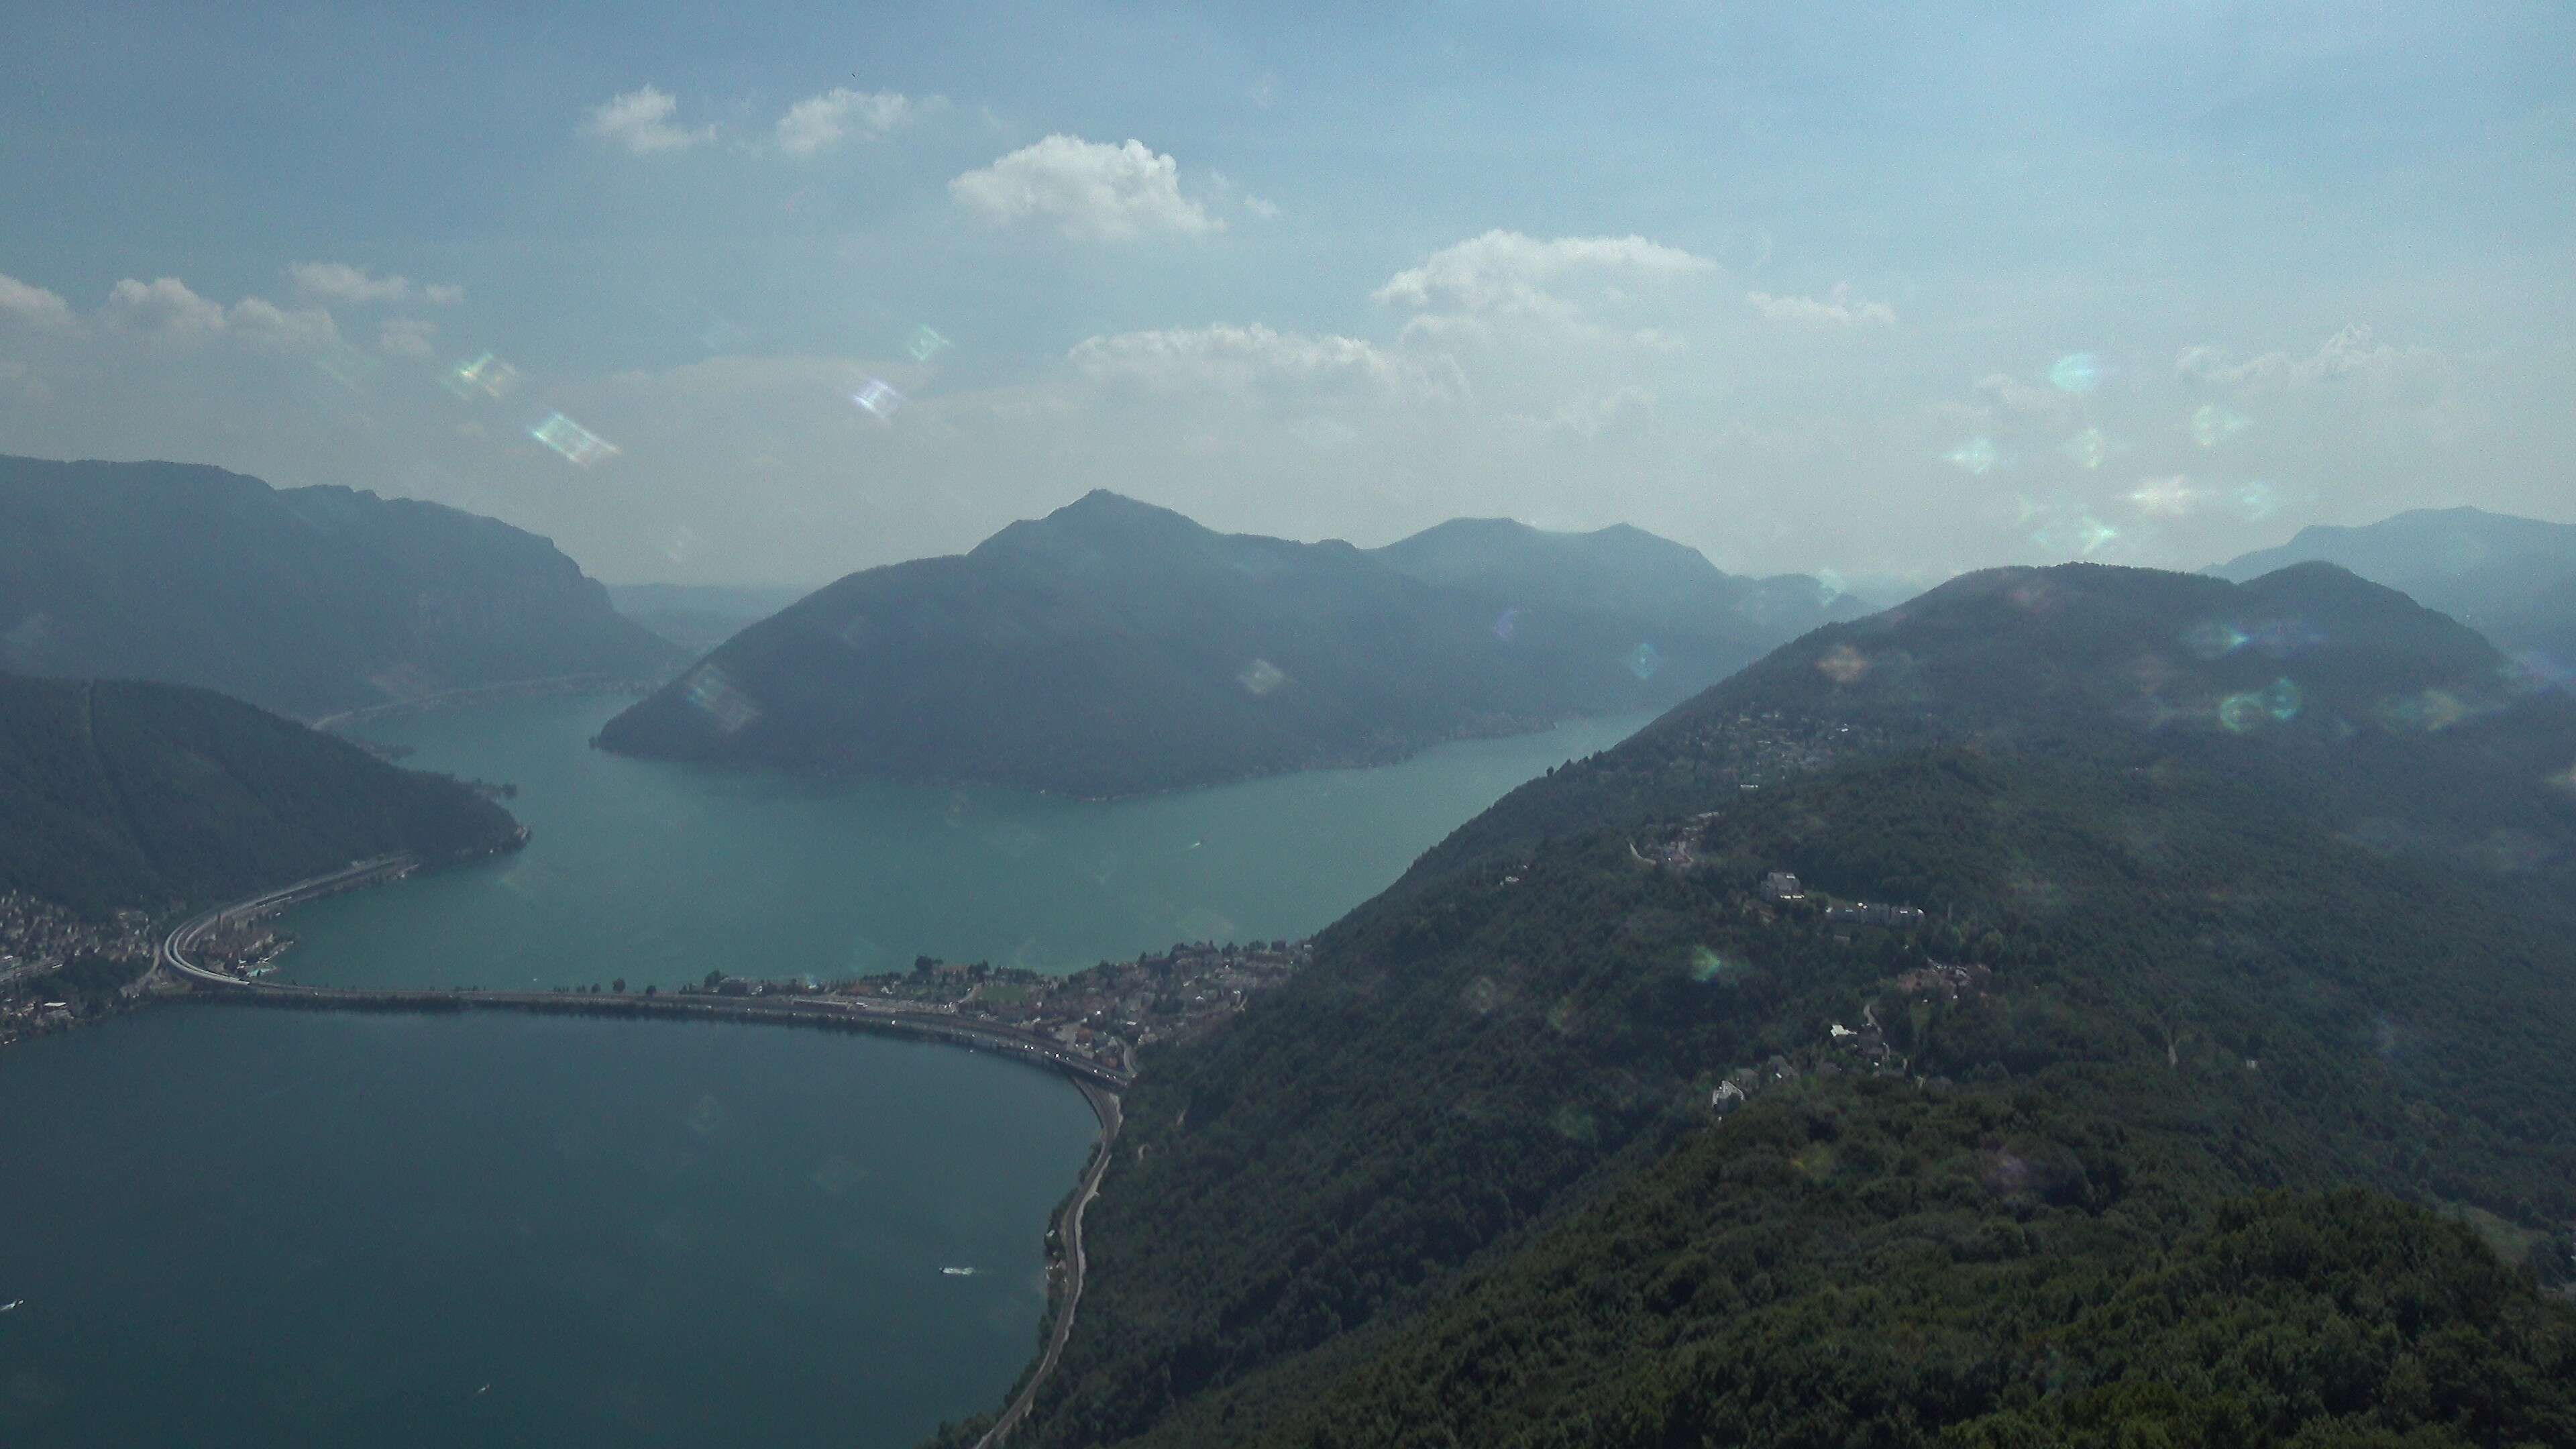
[
  {"x1": 101, "y1": 277, "x2": 229, "y2": 341},
  {"x1": 583, "y1": 85, "x2": 711, "y2": 155},
  {"x1": 1372, "y1": 231, "x2": 1712, "y2": 315},
  {"x1": 775, "y1": 88, "x2": 923, "y2": 156},
  {"x1": 223, "y1": 296, "x2": 341, "y2": 354},
  {"x1": 1068, "y1": 323, "x2": 1463, "y2": 401},
  {"x1": 0, "y1": 273, "x2": 77, "y2": 331},
  {"x1": 2176, "y1": 324, "x2": 2444, "y2": 392},
  {"x1": 288, "y1": 261, "x2": 462, "y2": 307},
  {"x1": 1746, "y1": 282, "x2": 1896, "y2": 327},
  {"x1": 87, "y1": 276, "x2": 337, "y2": 353},
  {"x1": 949, "y1": 136, "x2": 1218, "y2": 241}
]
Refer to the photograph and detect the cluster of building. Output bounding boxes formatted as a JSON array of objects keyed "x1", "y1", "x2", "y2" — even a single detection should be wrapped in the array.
[
  {"x1": 0, "y1": 893, "x2": 158, "y2": 1046},
  {"x1": 688, "y1": 938, "x2": 1312, "y2": 1072},
  {"x1": 1711, "y1": 955, "x2": 1994, "y2": 1118}
]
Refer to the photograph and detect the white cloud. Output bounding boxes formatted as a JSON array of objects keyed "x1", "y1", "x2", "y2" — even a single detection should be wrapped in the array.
[
  {"x1": 775, "y1": 88, "x2": 923, "y2": 156},
  {"x1": 1372, "y1": 231, "x2": 1713, "y2": 315},
  {"x1": 1746, "y1": 282, "x2": 1896, "y2": 327},
  {"x1": 1068, "y1": 323, "x2": 1463, "y2": 401},
  {"x1": 378, "y1": 316, "x2": 438, "y2": 358},
  {"x1": 288, "y1": 261, "x2": 462, "y2": 307},
  {"x1": 2176, "y1": 324, "x2": 2443, "y2": 392},
  {"x1": 89, "y1": 276, "x2": 335, "y2": 353},
  {"x1": 582, "y1": 85, "x2": 712, "y2": 155},
  {"x1": 1244, "y1": 195, "x2": 1281, "y2": 220},
  {"x1": 949, "y1": 136, "x2": 1218, "y2": 241},
  {"x1": 101, "y1": 276, "x2": 228, "y2": 341},
  {"x1": 223, "y1": 296, "x2": 340, "y2": 354},
  {"x1": 0, "y1": 273, "x2": 77, "y2": 331}
]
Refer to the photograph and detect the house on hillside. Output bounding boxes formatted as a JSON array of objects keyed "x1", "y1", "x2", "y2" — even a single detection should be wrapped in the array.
[{"x1": 1761, "y1": 871, "x2": 1805, "y2": 902}]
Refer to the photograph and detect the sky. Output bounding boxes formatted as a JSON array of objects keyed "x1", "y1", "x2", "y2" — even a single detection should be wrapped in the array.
[{"x1": 1, "y1": 1, "x2": 2569, "y2": 589}]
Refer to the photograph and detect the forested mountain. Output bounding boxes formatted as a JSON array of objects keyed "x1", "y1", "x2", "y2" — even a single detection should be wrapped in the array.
[
  {"x1": 2212, "y1": 506, "x2": 2576, "y2": 675},
  {"x1": 0, "y1": 673, "x2": 521, "y2": 918},
  {"x1": 0, "y1": 455, "x2": 678, "y2": 720},
  {"x1": 947, "y1": 561, "x2": 2576, "y2": 1449},
  {"x1": 596, "y1": 492, "x2": 1856, "y2": 796}
]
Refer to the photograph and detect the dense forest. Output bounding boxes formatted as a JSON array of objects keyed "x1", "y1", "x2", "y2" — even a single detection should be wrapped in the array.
[
  {"x1": 944, "y1": 561, "x2": 2576, "y2": 1448},
  {"x1": 0, "y1": 454, "x2": 676, "y2": 718},
  {"x1": 0, "y1": 672, "x2": 521, "y2": 917},
  {"x1": 596, "y1": 491, "x2": 1861, "y2": 796}
]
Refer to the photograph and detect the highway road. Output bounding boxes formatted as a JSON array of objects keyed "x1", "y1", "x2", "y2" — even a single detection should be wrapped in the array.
[{"x1": 976, "y1": 1076, "x2": 1123, "y2": 1448}]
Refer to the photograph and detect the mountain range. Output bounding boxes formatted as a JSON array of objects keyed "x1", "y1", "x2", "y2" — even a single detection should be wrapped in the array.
[
  {"x1": 596, "y1": 491, "x2": 1864, "y2": 796},
  {"x1": 2210, "y1": 506, "x2": 2576, "y2": 678},
  {"x1": 0, "y1": 455, "x2": 677, "y2": 720},
  {"x1": 942, "y1": 558, "x2": 2576, "y2": 1448}
]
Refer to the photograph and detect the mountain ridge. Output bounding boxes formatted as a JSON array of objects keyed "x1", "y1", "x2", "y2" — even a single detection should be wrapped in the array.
[
  {"x1": 0, "y1": 454, "x2": 679, "y2": 720},
  {"x1": 595, "y1": 492, "x2": 1861, "y2": 796}
]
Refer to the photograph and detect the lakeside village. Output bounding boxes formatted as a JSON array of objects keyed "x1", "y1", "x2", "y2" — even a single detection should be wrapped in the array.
[
  {"x1": 674, "y1": 938, "x2": 1313, "y2": 1073},
  {"x1": 0, "y1": 893, "x2": 160, "y2": 1045}
]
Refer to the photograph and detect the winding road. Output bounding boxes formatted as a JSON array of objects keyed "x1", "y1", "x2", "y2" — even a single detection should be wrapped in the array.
[{"x1": 976, "y1": 1077, "x2": 1122, "y2": 1448}]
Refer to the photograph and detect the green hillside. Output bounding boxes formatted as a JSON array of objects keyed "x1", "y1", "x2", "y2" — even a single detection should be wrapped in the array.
[
  {"x1": 0, "y1": 673, "x2": 521, "y2": 918},
  {"x1": 596, "y1": 492, "x2": 1854, "y2": 796},
  {"x1": 0, "y1": 455, "x2": 678, "y2": 719},
  {"x1": 947, "y1": 561, "x2": 2576, "y2": 1448}
]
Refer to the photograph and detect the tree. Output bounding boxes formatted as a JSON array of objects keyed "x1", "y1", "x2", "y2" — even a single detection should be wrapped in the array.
[{"x1": 612, "y1": 977, "x2": 625, "y2": 993}]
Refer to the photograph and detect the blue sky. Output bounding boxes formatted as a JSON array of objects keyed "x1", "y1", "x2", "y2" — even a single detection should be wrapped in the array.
[{"x1": 2, "y1": 1, "x2": 2568, "y2": 585}]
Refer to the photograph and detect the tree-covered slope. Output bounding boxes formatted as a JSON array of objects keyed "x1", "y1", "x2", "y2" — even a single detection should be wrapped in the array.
[
  {"x1": 1407, "y1": 559, "x2": 2563, "y2": 885},
  {"x1": 0, "y1": 455, "x2": 678, "y2": 719},
  {"x1": 0, "y1": 673, "x2": 521, "y2": 917},
  {"x1": 595, "y1": 493, "x2": 1854, "y2": 797},
  {"x1": 2212, "y1": 506, "x2": 2576, "y2": 674},
  {"x1": 961, "y1": 561, "x2": 2576, "y2": 1449}
]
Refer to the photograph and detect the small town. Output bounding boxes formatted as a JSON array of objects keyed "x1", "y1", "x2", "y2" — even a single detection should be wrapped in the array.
[
  {"x1": 682, "y1": 937, "x2": 1313, "y2": 1074},
  {"x1": 0, "y1": 892, "x2": 159, "y2": 1046}
]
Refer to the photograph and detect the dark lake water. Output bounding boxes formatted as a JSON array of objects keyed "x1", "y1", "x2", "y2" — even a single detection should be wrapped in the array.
[{"x1": 0, "y1": 696, "x2": 1646, "y2": 1445}]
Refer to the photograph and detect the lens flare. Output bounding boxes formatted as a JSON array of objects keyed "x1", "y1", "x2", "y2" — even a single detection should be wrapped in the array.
[
  {"x1": 1238, "y1": 658, "x2": 1287, "y2": 696},
  {"x1": 1627, "y1": 642, "x2": 1663, "y2": 680},
  {"x1": 2047, "y1": 353, "x2": 2101, "y2": 394},
  {"x1": 851, "y1": 378, "x2": 906, "y2": 417},
  {"x1": 2190, "y1": 403, "x2": 2252, "y2": 447},
  {"x1": 441, "y1": 352, "x2": 521, "y2": 401},
  {"x1": 1945, "y1": 436, "x2": 1998, "y2": 474},
  {"x1": 2126, "y1": 476, "x2": 2205, "y2": 517},
  {"x1": 2376, "y1": 690, "x2": 2475, "y2": 733},
  {"x1": 1816, "y1": 643, "x2": 1869, "y2": 684},
  {"x1": 2183, "y1": 620, "x2": 2250, "y2": 659},
  {"x1": 2233, "y1": 480, "x2": 2282, "y2": 521},
  {"x1": 1493, "y1": 608, "x2": 1519, "y2": 642},
  {"x1": 681, "y1": 664, "x2": 761, "y2": 734},
  {"x1": 529, "y1": 412, "x2": 618, "y2": 467},
  {"x1": 2062, "y1": 428, "x2": 2109, "y2": 469},
  {"x1": 906, "y1": 326, "x2": 951, "y2": 363}
]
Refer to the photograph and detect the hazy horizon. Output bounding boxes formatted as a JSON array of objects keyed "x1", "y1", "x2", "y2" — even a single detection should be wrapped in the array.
[{"x1": 3, "y1": 3, "x2": 2568, "y2": 590}]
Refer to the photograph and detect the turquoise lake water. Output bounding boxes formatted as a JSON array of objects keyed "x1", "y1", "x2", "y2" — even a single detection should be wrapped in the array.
[{"x1": 0, "y1": 697, "x2": 1646, "y2": 1445}]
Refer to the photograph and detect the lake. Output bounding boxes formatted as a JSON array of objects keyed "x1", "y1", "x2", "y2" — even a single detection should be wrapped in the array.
[
  {"x1": 1, "y1": 697, "x2": 1646, "y2": 1446},
  {"x1": 282, "y1": 694, "x2": 1648, "y2": 989},
  {"x1": 0, "y1": 1008, "x2": 1098, "y2": 1448}
]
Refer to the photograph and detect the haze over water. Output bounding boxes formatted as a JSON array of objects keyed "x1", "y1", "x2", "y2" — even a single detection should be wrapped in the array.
[{"x1": 284, "y1": 694, "x2": 1648, "y2": 989}]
